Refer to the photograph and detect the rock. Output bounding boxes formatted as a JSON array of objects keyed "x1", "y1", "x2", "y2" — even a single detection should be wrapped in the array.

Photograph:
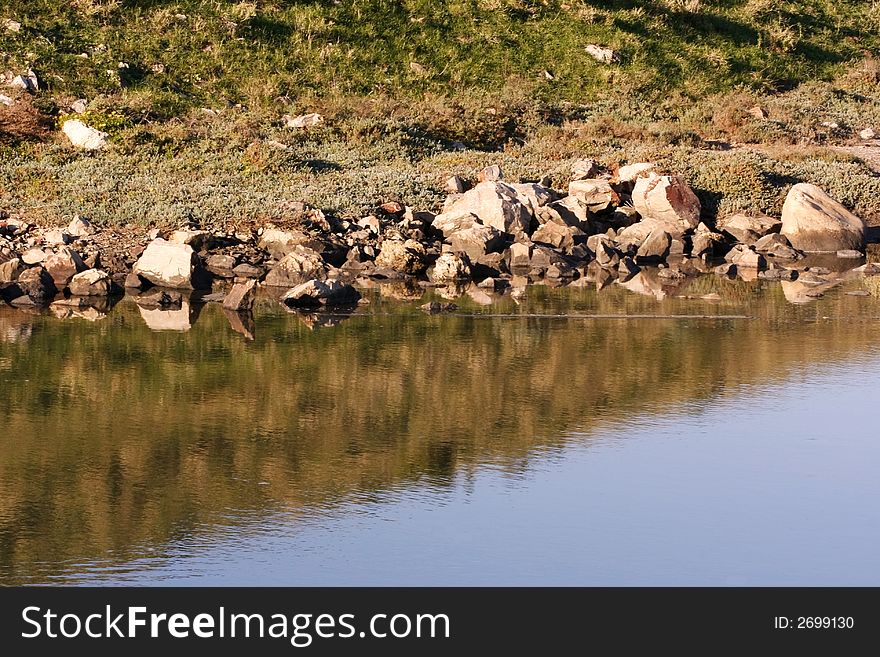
[
  {"x1": 585, "y1": 44, "x2": 619, "y2": 64},
  {"x1": 780, "y1": 183, "x2": 866, "y2": 252},
  {"x1": 532, "y1": 221, "x2": 578, "y2": 250},
  {"x1": 508, "y1": 242, "x2": 533, "y2": 270},
  {"x1": 860, "y1": 128, "x2": 876, "y2": 140},
  {"x1": 430, "y1": 252, "x2": 471, "y2": 283},
  {"x1": 9, "y1": 69, "x2": 38, "y2": 92},
  {"x1": 44, "y1": 246, "x2": 86, "y2": 287},
  {"x1": 714, "y1": 263, "x2": 737, "y2": 277},
  {"x1": 567, "y1": 179, "x2": 618, "y2": 211},
  {"x1": 728, "y1": 246, "x2": 766, "y2": 270},
  {"x1": 43, "y1": 228, "x2": 71, "y2": 246},
  {"x1": 433, "y1": 182, "x2": 533, "y2": 238},
  {"x1": 594, "y1": 240, "x2": 620, "y2": 268},
  {"x1": 691, "y1": 225, "x2": 726, "y2": 258},
  {"x1": 3, "y1": 19, "x2": 22, "y2": 33},
  {"x1": 836, "y1": 249, "x2": 863, "y2": 259},
  {"x1": 169, "y1": 229, "x2": 214, "y2": 252},
  {"x1": 717, "y1": 214, "x2": 781, "y2": 244},
  {"x1": 758, "y1": 267, "x2": 798, "y2": 281},
  {"x1": 61, "y1": 119, "x2": 108, "y2": 150},
  {"x1": 448, "y1": 223, "x2": 504, "y2": 260},
  {"x1": 632, "y1": 174, "x2": 701, "y2": 231},
  {"x1": 445, "y1": 175, "x2": 467, "y2": 194},
  {"x1": 258, "y1": 228, "x2": 310, "y2": 258},
  {"x1": 124, "y1": 272, "x2": 146, "y2": 289},
  {"x1": 616, "y1": 163, "x2": 655, "y2": 184},
  {"x1": 233, "y1": 263, "x2": 264, "y2": 279},
  {"x1": 510, "y1": 183, "x2": 558, "y2": 210},
  {"x1": 66, "y1": 215, "x2": 96, "y2": 238},
  {"x1": 636, "y1": 228, "x2": 671, "y2": 263},
  {"x1": 68, "y1": 268, "x2": 111, "y2": 296},
  {"x1": 21, "y1": 248, "x2": 47, "y2": 265},
  {"x1": 570, "y1": 159, "x2": 598, "y2": 180},
  {"x1": 206, "y1": 254, "x2": 237, "y2": 276},
  {"x1": 281, "y1": 279, "x2": 360, "y2": 307},
  {"x1": 283, "y1": 113, "x2": 324, "y2": 128},
  {"x1": 222, "y1": 279, "x2": 257, "y2": 311},
  {"x1": 70, "y1": 99, "x2": 87, "y2": 114},
  {"x1": 133, "y1": 238, "x2": 198, "y2": 289},
  {"x1": 374, "y1": 239, "x2": 427, "y2": 274},
  {"x1": 264, "y1": 245, "x2": 326, "y2": 286},
  {"x1": 16, "y1": 267, "x2": 57, "y2": 303},
  {"x1": 478, "y1": 165, "x2": 503, "y2": 182},
  {"x1": 0, "y1": 255, "x2": 21, "y2": 282},
  {"x1": 616, "y1": 220, "x2": 657, "y2": 250},
  {"x1": 753, "y1": 233, "x2": 800, "y2": 259},
  {"x1": 420, "y1": 301, "x2": 457, "y2": 314},
  {"x1": 747, "y1": 105, "x2": 768, "y2": 120}
]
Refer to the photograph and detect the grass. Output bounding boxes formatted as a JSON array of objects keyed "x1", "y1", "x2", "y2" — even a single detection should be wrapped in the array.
[
  {"x1": 4, "y1": 1, "x2": 880, "y2": 116},
  {"x1": 1, "y1": 1, "x2": 879, "y2": 227}
]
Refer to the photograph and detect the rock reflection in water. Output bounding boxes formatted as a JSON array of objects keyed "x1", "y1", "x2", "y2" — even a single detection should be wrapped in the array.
[{"x1": 1, "y1": 278, "x2": 880, "y2": 584}]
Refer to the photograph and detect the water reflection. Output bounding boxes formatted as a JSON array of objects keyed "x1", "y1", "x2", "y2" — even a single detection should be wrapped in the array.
[{"x1": 1, "y1": 275, "x2": 880, "y2": 584}]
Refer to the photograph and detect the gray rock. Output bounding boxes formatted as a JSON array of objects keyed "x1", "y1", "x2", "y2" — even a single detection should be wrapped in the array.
[
  {"x1": 635, "y1": 228, "x2": 671, "y2": 263},
  {"x1": 282, "y1": 279, "x2": 361, "y2": 307},
  {"x1": 429, "y1": 252, "x2": 471, "y2": 283},
  {"x1": 717, "y1": 214, "x2": 781, "y2": 244},
  {"x1": 16, "y1": 267, "x2": 57, "y2": 303},
  {"x1": 753, "y1": 233, "x2": 800, "y2": 259},
  {"x1": 222, "y1": 279, "x2": 257, "y2": 311},
  {"x1": 264, "y1": 245, "x2": 326, "y2": 286},
  {"x1": 374, "y1": 239, "x2": 427, "y2": 274},
  {"x1": 448, "y1": 224, "x2": 504, "y2": 260},
  {"x1": 233, "y1": 263, "x2": 264, "y2": 279},
  {"x1": 44, "y1": 246, "x2": 87, "y2": 287},
  {"x1": 68, "y1": 268, "x2": 111, "y2": 296}
]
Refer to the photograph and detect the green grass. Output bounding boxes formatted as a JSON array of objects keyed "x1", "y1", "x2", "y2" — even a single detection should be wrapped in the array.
[
  {"x1": 3, "y1": 0, "x2": 879, "y2": 116},
  {"x1": 2, "y1": 1, "x2": 879, "y2": 228}
]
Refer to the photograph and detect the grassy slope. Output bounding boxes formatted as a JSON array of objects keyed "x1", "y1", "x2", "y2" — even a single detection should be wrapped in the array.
[
  {"x1": 1, "y1": 1, "x2": 879, "y2": 227},
  {"x1": 4, "y1": 0, "x2": 879, "y2": 113}
]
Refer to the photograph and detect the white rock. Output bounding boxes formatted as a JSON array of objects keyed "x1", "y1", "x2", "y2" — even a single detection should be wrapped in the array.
[
  {"x1": 780, "y1": 183, "x2": 866, "y2": 253},
  {"x1": 283, "y1": 113, "x2": 324, "y2": 128},
  {"x1": 62, "y1": 119, "x2": 108, "y2": 150},
  {"x1": 585, "y1": 44, "x2": 619, "y2": 64},
  {"x1": 8, "y1": 69, "x2": 38, "y2": 92},
  {"x1": 68, "y1": 268, "x2": 111, "y2": 296},
  {"x1": 859, "y1": 128, "x2": 876, "y2": 140},
  {"x1": 617, "y1": 162, "x2": 655, "y2": 184},
  {"x1": 631, "y1": 174, "x2": 701, "y2": 232},
  {"x1": 133, "y1": 238, "x2": 197, "y2": 288},
  {"x1": 66, "y1": 215, "x2": 96, "y2": 237},
  {"x1": 429, "y1": 253, "x2": 471, "y2": 283},
  {"x1": 432, "y1": 181, "x2": 533, "y2": 238}
]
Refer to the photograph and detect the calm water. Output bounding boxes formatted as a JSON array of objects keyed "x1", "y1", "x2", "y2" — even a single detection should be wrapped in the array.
[{"x1": 1, "y1": 273, "x2": 879, "y2": 585}]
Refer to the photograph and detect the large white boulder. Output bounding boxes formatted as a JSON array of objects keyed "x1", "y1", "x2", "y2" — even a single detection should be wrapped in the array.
[
  {"x1": 61, "y1": 119, "x2": 108, "y2": 151},
  {"x1": 632, "y1": 174, "x2": 701, "y2": 232},
  {"x1": 432, "y1": 181, "x2": 533, "y2": 237},
  {"x1": 133, "y1": 239, "x2": 197, "y2": 289},
  {"x1": 780, "y1": 183, "x2": 866, "y2": 252}
]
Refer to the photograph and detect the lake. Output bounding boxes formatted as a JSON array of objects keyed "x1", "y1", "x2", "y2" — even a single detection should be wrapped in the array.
[{"x1": 1, "y1": 272, "x2": 879, "y2": 585}]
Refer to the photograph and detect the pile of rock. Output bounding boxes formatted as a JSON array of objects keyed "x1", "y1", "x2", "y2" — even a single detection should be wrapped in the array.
[{"x1": 0, "y1": 160, "x2": 874, "y2": 319}]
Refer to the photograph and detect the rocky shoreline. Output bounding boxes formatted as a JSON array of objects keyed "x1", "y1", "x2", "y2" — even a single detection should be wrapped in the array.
[{"x1": 2, "y1": 160, "x2": 878, "y2": 333}]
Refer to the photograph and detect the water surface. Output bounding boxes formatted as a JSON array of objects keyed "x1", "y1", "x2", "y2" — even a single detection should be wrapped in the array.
[{"x1": 1, "y1": 275, "x2": 879, "y2": 585}]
